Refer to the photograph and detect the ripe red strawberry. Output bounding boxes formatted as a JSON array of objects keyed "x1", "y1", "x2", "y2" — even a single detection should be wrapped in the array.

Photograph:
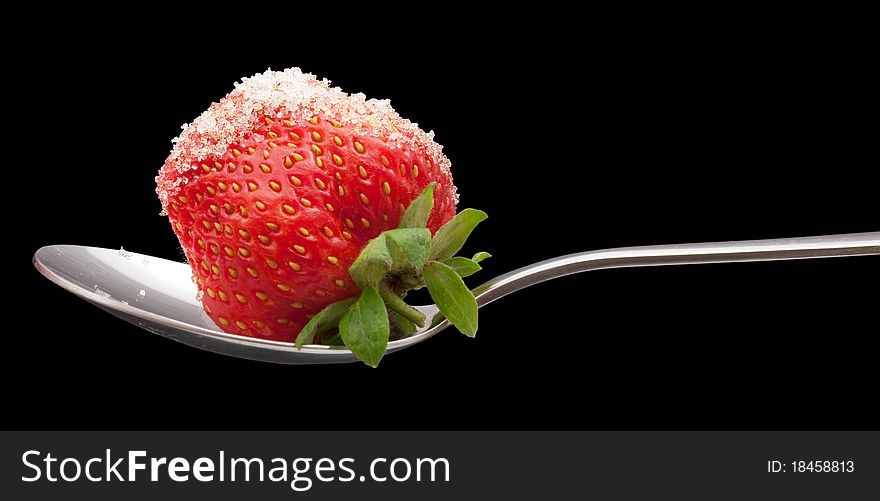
[{"x1": 156, "y1": 68, "x2": 457, "y2": 342}]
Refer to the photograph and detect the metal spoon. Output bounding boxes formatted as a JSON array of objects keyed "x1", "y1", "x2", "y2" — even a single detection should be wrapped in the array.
[{"x1": 33, "y1": 232, "x2": 879, "y2": 364}]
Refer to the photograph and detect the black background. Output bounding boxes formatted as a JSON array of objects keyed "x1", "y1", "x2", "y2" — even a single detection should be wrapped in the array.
[{"x1": 9, "y1": 13, "x2": 877, "y2": 430}]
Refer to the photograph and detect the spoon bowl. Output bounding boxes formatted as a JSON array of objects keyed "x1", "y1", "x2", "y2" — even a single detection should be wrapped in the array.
[
  {"x1": 33, "y1": 245, "x2": 444, "y2": 364},
  {"x1": 33, "y1": 232, "x2": 879, "y2": 364}
]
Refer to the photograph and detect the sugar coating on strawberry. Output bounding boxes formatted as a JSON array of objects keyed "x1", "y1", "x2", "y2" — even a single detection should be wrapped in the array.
[{"x1": 156, "y1": 68, "x2": 458, "y2": 342}]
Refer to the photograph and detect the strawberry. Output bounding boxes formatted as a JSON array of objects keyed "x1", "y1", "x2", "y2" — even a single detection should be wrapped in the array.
[{"x1": 157, "y1": 68, "x2": 488, "y2": 366}]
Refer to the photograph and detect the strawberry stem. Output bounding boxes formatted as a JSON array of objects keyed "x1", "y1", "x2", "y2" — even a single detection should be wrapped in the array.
[{"x1": 379, "y1": 284, "x2": 426, "y2": 328}]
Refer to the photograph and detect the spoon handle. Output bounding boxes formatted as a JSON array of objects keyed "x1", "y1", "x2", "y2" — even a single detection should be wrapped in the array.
[{"x1": 471, "y1": 232, "x2": 880, "y2": 307}]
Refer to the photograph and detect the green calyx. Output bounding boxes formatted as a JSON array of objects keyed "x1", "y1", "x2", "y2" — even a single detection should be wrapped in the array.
[{"x1": 295, "y1": 182, "x2": 489, "y2": 367}]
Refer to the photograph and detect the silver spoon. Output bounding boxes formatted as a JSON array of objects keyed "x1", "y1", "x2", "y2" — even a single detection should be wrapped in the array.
[{"x1": 33, "y1": 232, "x2": 879, "y2": 364}]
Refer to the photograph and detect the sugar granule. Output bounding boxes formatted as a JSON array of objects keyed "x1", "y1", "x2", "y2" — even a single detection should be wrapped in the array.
[{"x1": 157, "y1": 67, "x2": 453, "y2": 207}]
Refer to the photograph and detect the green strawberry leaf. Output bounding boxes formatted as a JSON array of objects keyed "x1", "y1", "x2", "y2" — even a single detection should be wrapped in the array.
[
  {"x1": 471, "y1": 251, "x2": 492, "y2": 264},
  {"x1": 390, "y1": 312, "x2": 418, "y2": 340},
  {"x1": 339, "y1": 286, "x2": 390, "y2": 367},
  {"x1": 385, "y1": 228, "x2": 432, "y2": 272},
  {"x1": 378, "y1": 284, "x2": 426, "y2": 327},
  {"x1": 322, "y1": 332, "x2": 345, "y2": 346},
  {"x1": 423, "y1": 261, "x2": 478, "y2": 337},
  {"x1": 399, "y1": 182, "x2": 436, "y2": 228},
  {"x1": 443, "y1": 256, "x2": 482, "y2": 278},
  {"x1": 348, "y1": 234, "x2": 392, "y2": 289},
  {"x1": 295, "y1": 298, "x2": 356, "y2": 349},
  {"x1": 429, "y1": 209, "x2": 489, "y2": 261},
  {"x1": 301, "y1": 188, "x2": 489, "y2": 360}
]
